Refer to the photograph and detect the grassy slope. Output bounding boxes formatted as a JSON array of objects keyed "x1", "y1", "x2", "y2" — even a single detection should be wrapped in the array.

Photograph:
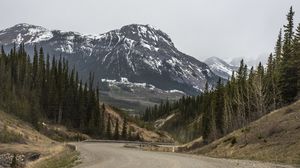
[
  {"x1": 0, "y1": 111, "x2": 79, "y2": 168},
  {"x1": 190, "y1": 100, "x2": 300, "y2": 165}
]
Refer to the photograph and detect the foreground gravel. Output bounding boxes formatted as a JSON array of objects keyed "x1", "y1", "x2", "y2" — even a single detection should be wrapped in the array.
[{"x1": 74, "y1": 142, "x2": 294, "y2": 168}]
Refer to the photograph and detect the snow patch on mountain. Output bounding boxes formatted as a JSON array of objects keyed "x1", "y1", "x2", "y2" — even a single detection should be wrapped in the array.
[
  {"x1": 13, "y1": 33, "x2": 24, "y2": 45},
  {"x1": 0, "y1": 23, "x2": 220, "y2": 95},
  {"x1": 101, "y1": 77, "x2": 155, "y2": 89}
]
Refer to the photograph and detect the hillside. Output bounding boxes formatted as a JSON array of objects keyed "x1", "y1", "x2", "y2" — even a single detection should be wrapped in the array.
[
  {"x1": 186, "y1": 100, "x2": 300, "y2": 165},
  {"x1": 0, "y1": 110, "x2": 79, "y2": 168},
  {"x1": 103, "y1": 104, "x2": 173, "y2": 142}
]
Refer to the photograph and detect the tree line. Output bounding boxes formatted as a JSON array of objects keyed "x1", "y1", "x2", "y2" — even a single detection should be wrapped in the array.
[
  {"x1": 143, "y1": 7, "x2": 300, "y2": 143},
  {"x1": 0, "y1": 44, "x2": 133, "y2": 140}
]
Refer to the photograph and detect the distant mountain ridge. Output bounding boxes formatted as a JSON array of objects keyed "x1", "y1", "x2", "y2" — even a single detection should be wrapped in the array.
[
  {"x1": 0, "y1": 23, "x2": 223, "y2": 112},
  {"x1": 0, "y1": 23, "x2": 220, "y2": 95},
  {"x1": 205, "y1": 57, "x2": 238, "y2": 79}
]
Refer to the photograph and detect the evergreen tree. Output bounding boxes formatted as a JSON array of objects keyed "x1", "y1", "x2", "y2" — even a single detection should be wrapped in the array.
[
  {"x1": 293, "y1": 23, "x2": 300, "y2": 98},
  {"x1": 32, "y1": 45, "x2": 38, "y2": 89},
  {"x1": 106, "y1": 114, "x2": 112, "y2": 139},
  {"x1": 114, "y1": 119, "x2": 119, "y2": 140},
  {"x1": 121, "y1": 117, "x2": 128, "y2": 139},
  {"x1": 279, "y1": 6, "x2": 297, "y2": 104},
  {"x1": 214, "y1": 78, "x2": 225, "y2": 135},
  {"x1": 201, "y1": 82, "x2": 211, "y2": 142}
]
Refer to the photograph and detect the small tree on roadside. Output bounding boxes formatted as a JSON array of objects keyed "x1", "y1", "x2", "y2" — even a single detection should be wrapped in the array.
[
  {"x1": 114, "y1": 119, "x2": 119, "y2": 140},
  {"x1": 11, "y1": 154, "x2": 17, "y2": 168},
  {"x1": 121, "y1": 117, "x2": 128, "y2": 140},
  {"x1": 106, "y1": 114, "x2": 112, "y2": 139}
]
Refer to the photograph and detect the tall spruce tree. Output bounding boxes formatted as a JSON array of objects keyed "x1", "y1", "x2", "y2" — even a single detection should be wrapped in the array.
[
  {"x1": 114, "y1": 119, "x2": 120, "y2": 140},
  {"x1": 214, "y1": 78, "x2": 225, "y2": 135},
  {"x1": 279, "y1": 6, "x2": 297, "y2": 104},
  {"x1": 106, "y1": 114, "x2": 112, "y2": 139},
  {"x1": 201, "y1": 82, "x2": 211, "y2": 143},
  {"x1": 121, "y1": 117, "x2": 128, "y2": 140},
  {"x1": 293, "y1": 23, "x2": 300, "y2": 98}
]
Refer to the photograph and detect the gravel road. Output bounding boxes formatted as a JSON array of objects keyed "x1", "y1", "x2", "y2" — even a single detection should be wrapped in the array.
[{"x1": 74, "y1": 142, "x2": 293, "y2": 168}]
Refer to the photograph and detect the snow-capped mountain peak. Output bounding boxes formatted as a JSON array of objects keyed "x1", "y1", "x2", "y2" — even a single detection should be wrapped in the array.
[
  {"x1": 0, "y1": 23, "x2": 220, "y2": 95},
  {"x1": 0, "y1": 23, "x2": 53, "y2": 45}
]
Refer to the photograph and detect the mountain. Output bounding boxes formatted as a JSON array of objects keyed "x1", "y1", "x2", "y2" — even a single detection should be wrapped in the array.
[
  {"x1": 0, "y1": 23, "x2": 220, "y2": 111},
  {"x1": 204, "y1": 57, "x2": 238, "y2": 79}
]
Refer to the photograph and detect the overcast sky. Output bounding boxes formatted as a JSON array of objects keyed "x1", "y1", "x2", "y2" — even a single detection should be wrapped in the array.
[{"x1": 1, "y1": 0, "x2": 300, "y2": 62}]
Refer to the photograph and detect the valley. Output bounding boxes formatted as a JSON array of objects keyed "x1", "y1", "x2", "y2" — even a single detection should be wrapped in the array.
[{"x1": 0, "y1": 2, "x2": 300, "y2": 168}]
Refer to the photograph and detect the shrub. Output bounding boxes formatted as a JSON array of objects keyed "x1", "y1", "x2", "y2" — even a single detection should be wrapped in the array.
[
  {"x1": 11, "y1": 154, "x2": 17, "y2": 168},
  {"x1": 231, "y1": 137, "x2": 237, "y2": 145}
]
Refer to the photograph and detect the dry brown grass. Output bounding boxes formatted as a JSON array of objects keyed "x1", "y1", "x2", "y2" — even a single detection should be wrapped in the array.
[
  {"x1": 26, "y1": 145, "x2": 79, "y2": 168},
  {"x1": 191, "y1": 100, "x2": 300, "y2": 165},
  {"x1": 0, "y1": 111, "x2": 53, "y2": 145},
  {"x1": 0, "y1": 111, "x2": 78, "y2": 167}
]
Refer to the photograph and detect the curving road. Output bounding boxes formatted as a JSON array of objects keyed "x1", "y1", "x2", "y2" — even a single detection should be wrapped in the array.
[{"x1": 74, "y1": 142, "x2": 293, "y2": 168}]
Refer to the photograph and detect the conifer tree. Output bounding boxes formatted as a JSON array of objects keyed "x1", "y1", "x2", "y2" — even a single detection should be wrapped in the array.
[
  {"x1": 32, "y1": 45, "x2": 38, "y2": 89},
  {"x1": 121, "y1": 117, "x2": 128, "y2": 139},
  {"x1": 279, "y1": 6, "x2": 297, "y2": 104},
  {"x1": 106, "y1": 114, "x2": 112, "y2": 139},
  {"x1": 214, "y1": 78, "x2": 225, "y2": 135},
  {"x1": 114, "y1": 119, "x2": 119, "y2": 140},
  {"x1": 293, "y1": 23, "x2": 300, "y2": 98},
  {"x1": 201, "y1": 82, "x2": 211, "y2": 142}
]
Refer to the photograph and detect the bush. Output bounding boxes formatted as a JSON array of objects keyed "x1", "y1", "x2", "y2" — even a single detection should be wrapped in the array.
[
  {"x1": 223, "y1": 136, "x2": 237, "y2": 146},
  {"x1": 11, "y1": 154, "x2": 17, "y2": 168},
  {"x1": 231, "y1": 137, "x2": 237, "y2": 145}
]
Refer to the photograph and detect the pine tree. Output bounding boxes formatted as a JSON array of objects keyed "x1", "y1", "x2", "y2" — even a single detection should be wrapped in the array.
[
  {"x1": 214, "y1": 78, "x2": 225, "y2": 135},
  {"x1": 293, "y1": 23, "x2": 300, "y2": 98},
  {"x1": 201, "y1": 82, "x2": 211, "y2": 143},
  {"x1": 114, "y1": 119, "x2": 119, "y2": 140},
  {"x1": 100, "y1": 104, "x2": 105, "y2": 137},
  {"x1": 264, "y1": 53, "x2": 277, "y2": 111},
  {"x1": 121, "y1": 117, "x2": 128, "y2": 140},
  {"x1": 275, "y1": 29, "x2": 283, "y2": 65},
  {"x1": 106, "y1": 114, "x2": 112, "y2": 139},
  {"x1": 32, "y1": 45, "x2": 39, "y2": 89},
  {"x1": 279, "y1": 6, "x2": 297, "y2": 104}
]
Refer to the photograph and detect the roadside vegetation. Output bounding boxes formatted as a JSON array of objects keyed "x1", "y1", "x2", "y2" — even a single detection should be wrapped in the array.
[
  {"x1": 143, "y1": 7, "x2": 300, "y2": 146},
  {"x1": 192, "y1": 100, "x2": 300, "y2": 165},
  {"x1": 29, "y1": 146, "x2": 79, "y2": 168}
]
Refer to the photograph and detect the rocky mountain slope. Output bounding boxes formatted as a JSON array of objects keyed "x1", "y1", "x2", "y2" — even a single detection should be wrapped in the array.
[
  {"x1": 0, "y1": 23, "x2": 222, "y2": 112},
  {"x1": 0, "y1": 23, "x2": 219, "y2": 94}
]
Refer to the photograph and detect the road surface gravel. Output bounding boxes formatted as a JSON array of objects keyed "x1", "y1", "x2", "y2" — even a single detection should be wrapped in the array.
[{"x1": 74, "y1": 142, "x2": 293, "y2": 168}]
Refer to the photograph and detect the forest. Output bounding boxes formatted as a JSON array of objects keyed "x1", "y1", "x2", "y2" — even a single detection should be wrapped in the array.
[
  {"x1": 0, "y1": 45, "x2": 131, "y2": 140},
  {"x1": 143, "y1": 7, "x2": 300, "y2": 143}
]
